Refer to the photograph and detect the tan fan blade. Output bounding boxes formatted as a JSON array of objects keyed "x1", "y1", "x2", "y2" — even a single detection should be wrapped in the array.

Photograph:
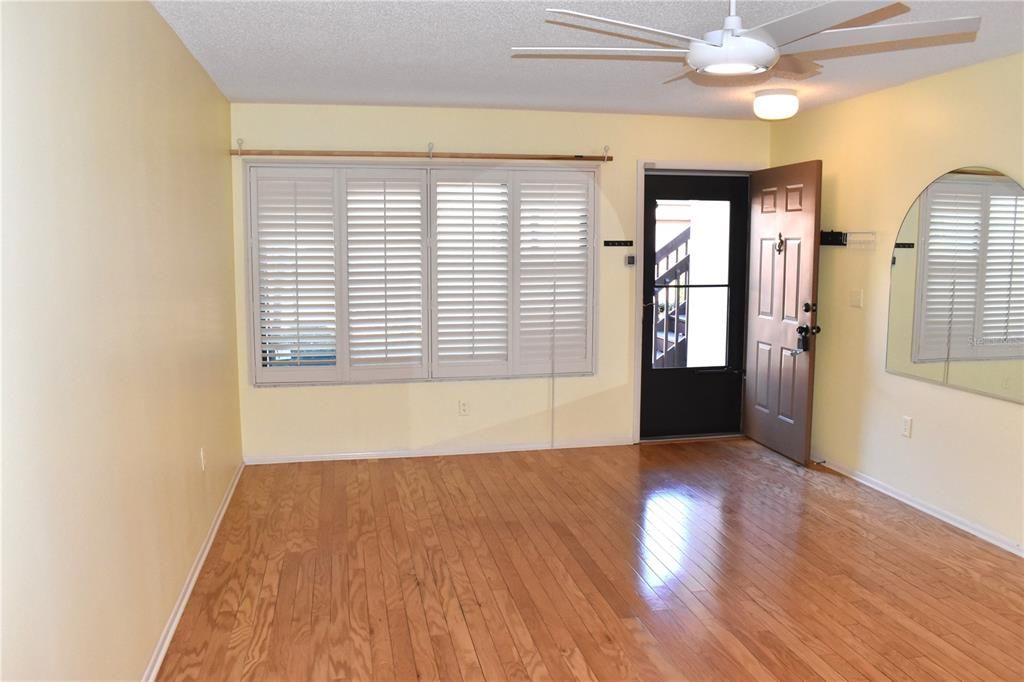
[
  {"x1": 662, "y1": 68, "x2": 694, "y2": 85},
  {"x1": 742, "y1": 1, "x2": 890, "y2": 46},
  {"x1": 783, "y1": 16, "x2": 980, "y2": 53},
  {"x1": 770, "y1": 55, "x2": 823, "y2": 79},
  {"x1": 830, "y1": 2, "x2": 910, "y2": 29}
]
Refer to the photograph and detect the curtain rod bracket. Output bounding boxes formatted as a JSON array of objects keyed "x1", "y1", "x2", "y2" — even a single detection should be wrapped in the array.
[
  {"x1": 428, "y1": 142, "x2": 434, "y2": 160},
  {"x1": 603, "y1": 145, "x2": 610, "y2": 162}
]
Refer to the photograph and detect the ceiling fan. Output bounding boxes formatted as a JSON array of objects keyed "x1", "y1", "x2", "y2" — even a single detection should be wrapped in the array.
[{"x1": 512, "y1": 1, "x2": 981, "y2": 83}]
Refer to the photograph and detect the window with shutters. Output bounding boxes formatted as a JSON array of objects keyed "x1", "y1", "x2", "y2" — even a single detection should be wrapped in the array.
[
  {"x1": 516, "y1": 173, "x2": 594, "y2": 375},
  {"x1": 913, "y1": 175, "x2": 1024, "y2": 362},
  {"x1": 250, "y1": 167, "x2": 339, "y2": 384},
  {"x1": 247, "y1": 163, "x2": 596, "y2": 385},
  {"x1": 432, "y1": 171, "x2": 512, "y2": 378},
  {"x1": 344, "y1": 170, "x2": 429, "y2": 382}
]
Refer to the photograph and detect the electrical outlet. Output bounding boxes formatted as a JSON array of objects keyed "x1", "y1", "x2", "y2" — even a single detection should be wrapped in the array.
[
  {"x1": 458, "y1": 400, "x2": 470, "y2": 417},
  {"x1": 901, "y1": 416, "x2": 913, "y2": 438},
  {"x1": 200, "y1": 447, "x2": 207, "y2": 472}
]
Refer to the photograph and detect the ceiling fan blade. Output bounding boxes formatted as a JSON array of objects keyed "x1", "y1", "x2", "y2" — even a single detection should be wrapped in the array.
[
  {"x1": 545, "y1": 20, "x2": 679, "y2": 48},
  {"x1": 742, "y1": 1, "x2": 892, "y2": 46},
  {"x1": 512, "y1": 46, "x2": 689, "y2": 56},
  {"x1": 545, "y1": 9, "x2": 712, "y2": 46},
  {"x1": 770, "y1": 55, "x2": 823, "y2": 79},
  {"x1": 830, "y1": 2, "x2": 910, "y2": 29},
  {"x1": 662, "y1": 67, "x2": 693, "y2": 85},
  {"x1": 783, "y1": 16, "x2": 980, "y2": 53}
]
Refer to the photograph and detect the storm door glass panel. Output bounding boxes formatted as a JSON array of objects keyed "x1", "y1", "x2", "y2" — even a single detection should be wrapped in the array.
[{"x1": 651, "y1": 199, "x2": 730, "y2": 368}]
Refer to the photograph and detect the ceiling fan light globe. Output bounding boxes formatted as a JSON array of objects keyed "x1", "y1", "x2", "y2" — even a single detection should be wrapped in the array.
[
  {"x1": 753, "y1": 89, "x2": 800, "y2": 120},
  {"x1": 686, "y1": 34, "x2": 779, "y2": 77}
]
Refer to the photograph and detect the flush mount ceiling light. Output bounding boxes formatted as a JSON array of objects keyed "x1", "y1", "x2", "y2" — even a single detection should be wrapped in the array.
[
  {"x1": 753, "y1": 89, "x2": 800, "y2": 120},
  {"x1": 513, "y1": 1, "x2": 981, "y2": 85}
]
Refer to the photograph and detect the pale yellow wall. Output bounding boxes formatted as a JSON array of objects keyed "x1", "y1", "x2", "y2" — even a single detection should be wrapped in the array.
[
  {"x1": 2, "y1": 3, "x2": 241, "y2": 679},
  {"x1": 231, "y1": 104, "x2": 770, "y2": 459},
  {"x1": 771, "y1": 53, "x2": 1024, "y2": 547}
]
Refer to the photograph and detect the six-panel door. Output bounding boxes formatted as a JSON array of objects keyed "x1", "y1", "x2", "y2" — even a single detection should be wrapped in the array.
[{"x1": 743, "y1": 161, "x2": 822, "y2": 465}]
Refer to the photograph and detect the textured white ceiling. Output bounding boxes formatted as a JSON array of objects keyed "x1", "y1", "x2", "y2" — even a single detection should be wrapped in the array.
[{"x1": 154, "y1": 1, "x2": 1024, "y2": 118}]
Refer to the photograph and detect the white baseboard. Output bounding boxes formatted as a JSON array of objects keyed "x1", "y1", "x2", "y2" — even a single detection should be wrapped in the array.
[
  {"x1": 142, "y1": 463, "x2": 245, "y2": 681},
  {"x1": 822, "y1": 461, "x2": 1023, "y2": 558},
  {"x1": 243, "y1": 437, "x2": 636, "y2": 466}
]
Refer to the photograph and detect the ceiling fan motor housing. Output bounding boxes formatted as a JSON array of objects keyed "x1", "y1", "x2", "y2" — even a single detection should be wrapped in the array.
[{"x1": 688, "y1": 22, "x2": 780, "y2": 75}]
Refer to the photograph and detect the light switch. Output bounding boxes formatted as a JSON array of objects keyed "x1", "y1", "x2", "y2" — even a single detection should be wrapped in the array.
[{"x1": 848, "y1": 288, "x2": 864, "y2": 309}]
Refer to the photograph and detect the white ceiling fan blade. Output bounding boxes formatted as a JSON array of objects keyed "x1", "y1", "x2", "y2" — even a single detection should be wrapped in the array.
[
  {"x1": 783, "y1": 16, "x2": 980, "y2": 53},
  {"x1": 512, "y1": 46, "x2": 689, "y2": 56},
  {"x1": 743, "y1": 1, "x2": 891, "y2": 47},
  {"x1": 545, "y1": 9, "x2": 712, "y2": 46}
]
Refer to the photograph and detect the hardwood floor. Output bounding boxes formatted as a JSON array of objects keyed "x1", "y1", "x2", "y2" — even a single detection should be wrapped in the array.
[{"x1": 157, "y1": 439, "x2": 1024, "y2": 681}]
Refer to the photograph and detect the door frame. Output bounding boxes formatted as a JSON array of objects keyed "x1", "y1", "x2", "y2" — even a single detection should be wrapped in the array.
[{"x1": 631, "y1": 160, "x2": 763, "y2": 444}]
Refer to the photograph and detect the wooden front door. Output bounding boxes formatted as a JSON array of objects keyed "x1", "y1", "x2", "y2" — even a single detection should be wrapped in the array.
[{"x1": 743, "y1": 161, "x2": 822, "y2": 464}]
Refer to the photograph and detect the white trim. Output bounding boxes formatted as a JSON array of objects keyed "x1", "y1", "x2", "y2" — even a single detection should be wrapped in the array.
[
  {"x1": 633, "y1": 162, "x2": 645, "y2": 444},
  {"x1": 243, "y1": 437, "x2": 635, "y2": 466},
  {"x1": 821, "y1": 460, "x2": 1023, "y2": 558},
  {"x1": 142, "y1": 464, "x2": 245, "y2": 682}
]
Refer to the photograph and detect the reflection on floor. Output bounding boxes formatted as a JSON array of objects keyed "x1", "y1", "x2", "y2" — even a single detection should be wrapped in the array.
[{"x1": 158, "y1": 438, "x2": 1024, "y2": 681}]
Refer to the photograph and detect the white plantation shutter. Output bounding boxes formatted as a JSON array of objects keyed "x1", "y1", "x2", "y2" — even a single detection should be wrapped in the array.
[
  {"x1": 344, "y1": 170, "x2": 429, "y2": 381},
  {"x1": 980, "y1": 191, "x2": 1024, "y2": 350},
  {"x1": 515, "y1": 172, "x2": 595, "y2": 374},
  {"x1": 246, "y1": 163, "x2": 597, "y2": 385},
  {"x1": 250, "y1": 167, "x2": 339, "y2": 384},
  {"x1": 914, "y1": 183, "x2": 982, "y2": 361},
  {"x1": 914, "y1": 177, "x2": 1024, "y2": 362},
  {"x1": 432, "y1": 171, "x2": 511, "y2": 377}
]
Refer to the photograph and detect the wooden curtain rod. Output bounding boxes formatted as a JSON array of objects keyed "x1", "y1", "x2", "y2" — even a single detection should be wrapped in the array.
[{"x1": 229, "y1": 148, "x2": 613, "y2": 162}]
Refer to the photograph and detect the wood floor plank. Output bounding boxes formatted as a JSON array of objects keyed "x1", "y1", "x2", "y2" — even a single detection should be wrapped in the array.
[
  {"x1": 367, "y1": 460, "x2": 420, "y2": 682},
  {"x1": 159, "y1": 440, "x2": 1024, "y2": 681},
  {"x1": 429, "y1": 458, "x2": 552, "y2": 682}
]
